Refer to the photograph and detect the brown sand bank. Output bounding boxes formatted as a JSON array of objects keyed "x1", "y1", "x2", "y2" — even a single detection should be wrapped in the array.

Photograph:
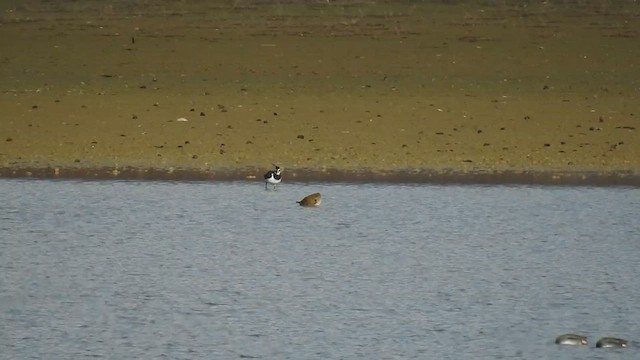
[{"x1": 1, "y1": 1, "x2": 639, "y2": 184}]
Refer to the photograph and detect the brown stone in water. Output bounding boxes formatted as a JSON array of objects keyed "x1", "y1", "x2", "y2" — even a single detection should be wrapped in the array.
[{"x1": 297, "y1": 193, "x2": 321, "y2": 207}]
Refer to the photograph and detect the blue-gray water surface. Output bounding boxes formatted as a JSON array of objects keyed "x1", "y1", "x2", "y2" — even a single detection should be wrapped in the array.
[{"x1": 1, "y1": 179, "x2": 639, "y2": 359}]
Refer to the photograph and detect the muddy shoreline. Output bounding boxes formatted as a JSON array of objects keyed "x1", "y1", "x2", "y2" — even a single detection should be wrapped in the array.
[
  {"x1": 1, "y1": 1, "x2": 638, "y2": 185},
  {"x1": 2, "y1": 166, "x2": 638, "y2": 186}
]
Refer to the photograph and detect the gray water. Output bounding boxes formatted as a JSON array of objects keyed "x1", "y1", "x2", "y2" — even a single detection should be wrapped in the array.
[{"x1": 1, "y1": 179, "x2": 638, "y2": 360}]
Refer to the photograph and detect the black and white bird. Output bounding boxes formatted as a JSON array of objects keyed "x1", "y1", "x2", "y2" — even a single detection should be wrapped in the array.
[
  {"x1": 555, "y1": 334, "x2": 588, "y2": 346},
  {"x1": 263, "y1": 164, "x2": 283, "y2": 190},
  {"x1": 596, "y1": 337, "x2": 628, "y2": 348}
]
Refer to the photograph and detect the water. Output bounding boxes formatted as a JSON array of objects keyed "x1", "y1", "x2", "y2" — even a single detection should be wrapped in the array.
[{"x1": 1, "y1": 179, "x2": 638, "y2": 359}]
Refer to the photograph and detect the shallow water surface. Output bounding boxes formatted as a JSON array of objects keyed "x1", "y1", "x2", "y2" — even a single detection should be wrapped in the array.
[{"x1": 1, "y1": 179, "x2": 639, "y2": 359}]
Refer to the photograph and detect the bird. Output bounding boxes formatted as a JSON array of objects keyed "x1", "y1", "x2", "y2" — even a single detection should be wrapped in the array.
[
  {"x1": 596, "y1": 337, "x2": 628, "y2": 348},
  {"x1": 555, "y1": 334, "x2": 588, "y2": 346},
  {"x1": 263, "y1": 164, "x2": 283, "y2": 190},
  {"x1": 297, "y1": 192, "x2": 321, "y2": 207}
]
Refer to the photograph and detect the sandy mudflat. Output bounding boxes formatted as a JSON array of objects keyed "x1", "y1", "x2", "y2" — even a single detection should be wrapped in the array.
[{"x1": 1, "y1": 1, "x2": 638, "y2": 184}]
